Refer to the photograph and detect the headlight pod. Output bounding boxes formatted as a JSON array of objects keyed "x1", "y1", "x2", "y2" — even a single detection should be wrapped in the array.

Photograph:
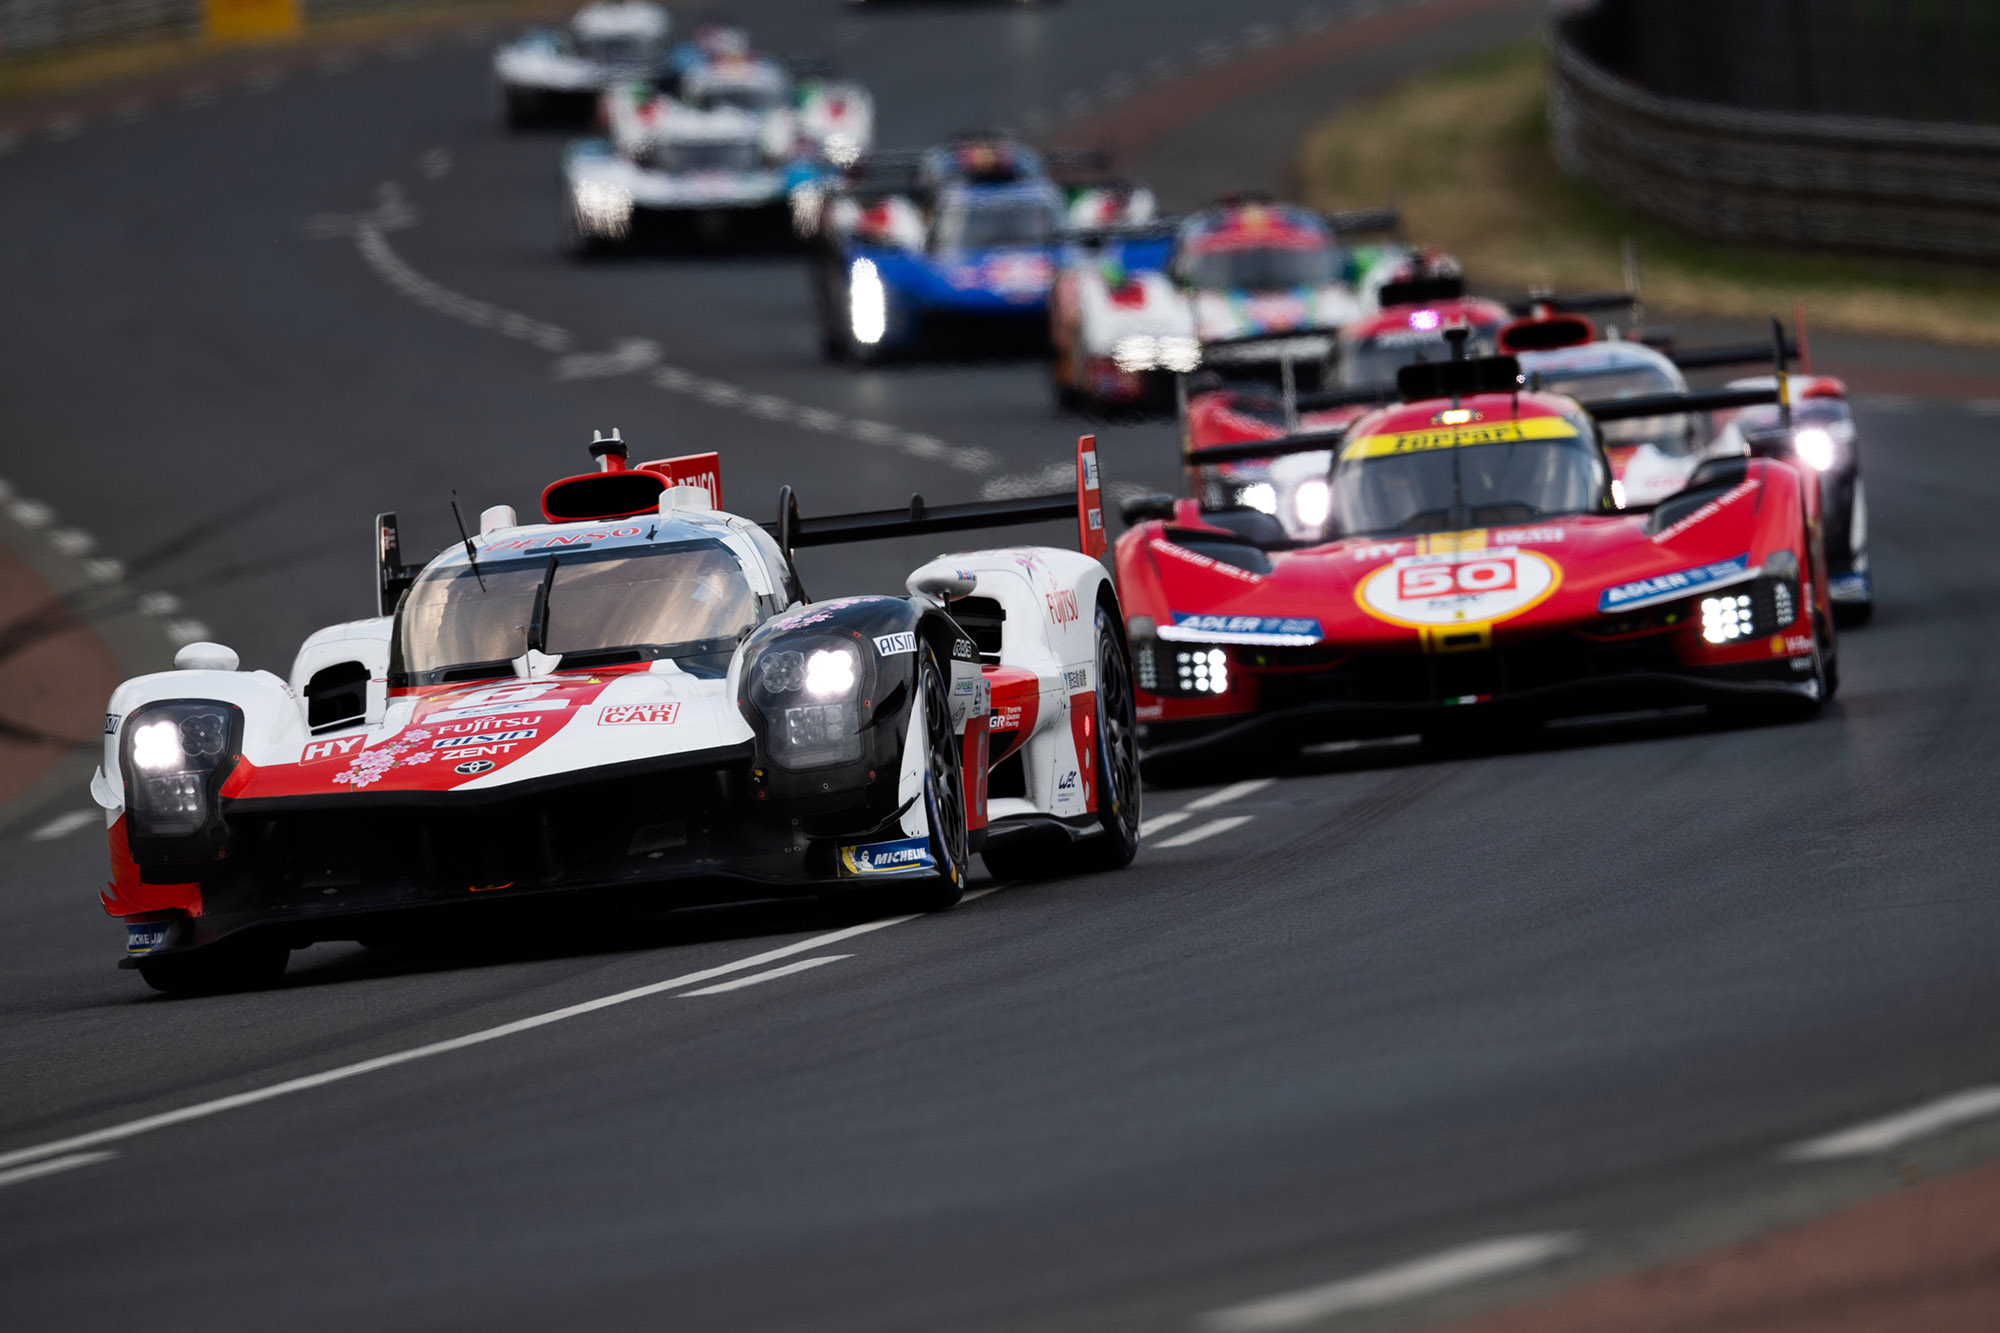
[
  {"x1": 573, "y1": 179, "x2": 634, "y2": 237},
  {"x1": 121, "y1": 700, "x2": 242, "y2": 842},
  {"x1": 849, "y1": 258, "x2": 887, "y2": 346},
  {"x1": 746, "y1": 636, "x2": 869, "y2": 769},
  {"x1": 1111, "y1": 334, "x2": 1201, "y2": 374}
]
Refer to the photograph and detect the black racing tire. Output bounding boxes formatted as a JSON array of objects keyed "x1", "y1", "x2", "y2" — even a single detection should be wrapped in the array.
[
  {"x1": 982, "y1": 605, "x2": 1141, "y2": 879},
  {"x1": 137, "y1": 936, "x2": 289, "y2": 996},
  {"x1": 502, "y1": 88, "x2": 535, "y2": 132},
  {"x1": 563, "y1": 201, "x2": 619, "y2": 260},
  {"x1": 838, "y1": 650, "x2": 967, "y2": 915},
  {"x1": 1834, "y1": 599, "x2": 1873, "y2": 630}
]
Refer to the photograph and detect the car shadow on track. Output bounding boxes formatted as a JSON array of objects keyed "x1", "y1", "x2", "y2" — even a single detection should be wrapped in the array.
[
  {"x1": 1145, "y1": 702, "x2": 1833, "y2": 788},
  {"x1": 270, "y1": 893, "x2": 902, "y2": 992}
]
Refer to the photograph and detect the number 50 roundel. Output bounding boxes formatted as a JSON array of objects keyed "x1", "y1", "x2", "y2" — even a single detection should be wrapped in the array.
[{"x1": 1356, "y1": 548, "x2": 1563, "y2": 629}]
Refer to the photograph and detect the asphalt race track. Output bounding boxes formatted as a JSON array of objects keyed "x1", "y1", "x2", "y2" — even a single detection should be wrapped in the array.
[{"x1": 5, "y1": 1, "x2": 2000, "y2": 1329}]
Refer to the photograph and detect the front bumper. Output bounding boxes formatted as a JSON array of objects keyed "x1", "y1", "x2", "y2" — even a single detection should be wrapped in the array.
[
  {"x1": 1136, "y1": 634, "x2": 1821, "y2": 758},
  {"x1": 119, "y1": 745, "x2": 912, "y2": 962}
]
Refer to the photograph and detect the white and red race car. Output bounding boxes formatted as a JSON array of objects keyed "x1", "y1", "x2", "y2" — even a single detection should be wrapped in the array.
[{"x1": 94, "y1": 437, "x2": 1139, "y2": 992}]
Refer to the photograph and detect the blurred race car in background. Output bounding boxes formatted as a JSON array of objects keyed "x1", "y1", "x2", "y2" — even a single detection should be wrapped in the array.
[
  {"x1": 561, "y1": 38, "x2": 871, "y2": 252},
  {"x1": 1046, "y1": 198, "x2": 1407, "y2": 412},
  {"x1": 1115, "y1": 333, "x2": 1834, "y2": 762},
  {"x1": 1713, "y1": 371, "x2": 1870, "y2": 624},
  {"x1": 495, "y1": 0, "x2": 673, "y2": 130},
  {"x1": 94, "y1": 435, "x2": 1140, "y2": 993},
  {"x1": 808, "y1": 135, "x2": 1158, "y2": 362}
]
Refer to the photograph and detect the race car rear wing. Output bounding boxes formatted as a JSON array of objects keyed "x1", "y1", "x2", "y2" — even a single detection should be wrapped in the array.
[
  {"x1": 1579, "y1": 386, "x2": 1782, "y2": 422},
  {"x1": 1324, "y1": 206, "x2": 1401, "y2": 237},
  {"x1": 1505, "y1": 290, "x2": 1639, "y2": 317},
  {"x1": 1180, "y1": 386, "x2": 1788, "y2": 469},
  {"x1": 1184, "y1": 429, "x2": 1350, "y2": 468},
  {"x1": 768, "y1": 434, "x2": 1108, "y2": 562}
]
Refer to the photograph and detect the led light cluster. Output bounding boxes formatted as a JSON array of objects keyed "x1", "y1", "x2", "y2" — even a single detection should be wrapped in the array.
[
  {"x1": 1771, "y1": 579, "x2": 1795, "y2": 628},
  {"x1": 1701, "y1": 593, "x2": 1754, "y2": 644},
  {"x1": 1177, "y1": 648, "x2": 1229, "y2": 695},
  {"x1": 1112, "y1": 335, "x2": 1202, "y2": 374},
  {"x1": 1135, "y1": 646, "x2": 1158, "y2": 692}
]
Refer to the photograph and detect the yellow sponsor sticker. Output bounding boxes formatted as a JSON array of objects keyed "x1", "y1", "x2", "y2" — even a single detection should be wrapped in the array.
[{"x1": 1342, "y1": 416, "x2": 1580, "y2": 460}]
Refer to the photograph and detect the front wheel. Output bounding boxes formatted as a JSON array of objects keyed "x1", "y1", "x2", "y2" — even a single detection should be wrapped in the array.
[
  {"x1": 137, "y1": 936, "x2": 289, "y2": 996},
  {"x1": 838, "y1": 650, "x2": 966, "y2": 915}
]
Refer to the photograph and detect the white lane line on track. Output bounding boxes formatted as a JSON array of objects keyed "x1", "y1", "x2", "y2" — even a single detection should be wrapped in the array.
[
  {"x1": 1153, "y1": 815, "x2": 1253, "y2": 849},
  {"x1": 680, "y1": 955, "x2": 850, "y2": 996},
  {"x1": 1185, "y1": 778, "x2": 1275, "y2": 811},
  {"x1": 1970, "y1": 399, "x2": 2000, "y2": 417},
  {"x1": 0, "y1": 476, "x2": 199, "y2": 650},
  {"x1": 1141, "y1": 811, "x2": 1193, "y2": 837},
  {"x1": 321, "y1": 183, "x2": 1000, "y2": 473},
  {"x1": 0, "y1": 1151, "x2": 117, "y2": 1190},
  {"x1": 0, "y1": 916, "x2": 915, "y2": 1174},
  {"x1": 1782, "y1": 1086, "x2": 2000, "y2": 1161},
  {"x1": 29, "y1": 811, "x2": 97, "y2": 842},
  {"x1": 1201, "y1": 1233, "x2": 1582, "y2": 1331}
]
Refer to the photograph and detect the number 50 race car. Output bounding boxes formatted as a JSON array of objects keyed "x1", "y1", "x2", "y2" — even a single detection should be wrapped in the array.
[
  {"x1": 1116, "y1": 334, "x2": 1836, "y2": 761},
  {"x1": 94, "y1": 437, "x2": 1139, "y2": 993}
]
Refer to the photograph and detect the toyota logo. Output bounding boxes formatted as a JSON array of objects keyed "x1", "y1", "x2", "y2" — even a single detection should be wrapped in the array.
[{"x1": 454, "y1": 759, "x2": 496, "y2": 775}]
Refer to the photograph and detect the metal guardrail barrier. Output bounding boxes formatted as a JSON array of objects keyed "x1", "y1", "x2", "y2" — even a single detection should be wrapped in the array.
[
  {"x1": 1548, "y1": 13, "x2": 2000, "y2": 261},
  {"x1": 0, "y1": 0, "x2": 421, "y2": 57}
]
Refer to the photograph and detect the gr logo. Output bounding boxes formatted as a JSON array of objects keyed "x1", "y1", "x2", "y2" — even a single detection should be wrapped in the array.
[{"x1": 454, "y1": 759, "x2": 496, "y2": 775}]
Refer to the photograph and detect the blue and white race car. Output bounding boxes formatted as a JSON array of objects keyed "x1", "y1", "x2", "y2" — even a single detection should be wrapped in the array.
[
  {"x1": 808, "y1": 136, "x2": 1158, "y2": 362},
  {"x1": 494, "y1": 1, "x2": 673, "y2": 130}
]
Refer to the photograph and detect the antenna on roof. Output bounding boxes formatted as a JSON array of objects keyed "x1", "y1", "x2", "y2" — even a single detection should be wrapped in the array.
[
  {"x1": 590, "y1": 428, "x2": 630, "y2": 472},
  {"x1": 449, "y1": 490, "x2": 486, "y2": 592}
]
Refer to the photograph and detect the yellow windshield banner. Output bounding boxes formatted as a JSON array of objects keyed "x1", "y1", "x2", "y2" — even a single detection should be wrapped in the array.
[{"x1": 1342, "y1": 415, "x2": 1580, "y2": 460}]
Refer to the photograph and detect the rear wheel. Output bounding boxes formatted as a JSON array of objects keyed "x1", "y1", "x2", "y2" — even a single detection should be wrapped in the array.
[
  {"x1": 137, "y1": 936, "x2": 289, "y2": 996},
  {"x1": 983, "y1": 605, "x2": 1140, "y2": 879}
]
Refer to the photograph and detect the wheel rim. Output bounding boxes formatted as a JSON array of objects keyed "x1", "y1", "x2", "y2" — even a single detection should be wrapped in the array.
[
  {"x1": 1096, "y1": 618, "x2": 1141, "y2": 843},
  {"x1": 924, "y1": 660, "x2": 968, "y2": 883}
]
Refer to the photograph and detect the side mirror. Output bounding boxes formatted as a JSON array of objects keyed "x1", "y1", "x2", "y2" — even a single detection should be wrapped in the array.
[
  {"x1": 907, "y1": 560, "x2": 977, "y2": 604},
  {"x1": 1119, "y1": 492, "x2": 1175, "y2": 526}
]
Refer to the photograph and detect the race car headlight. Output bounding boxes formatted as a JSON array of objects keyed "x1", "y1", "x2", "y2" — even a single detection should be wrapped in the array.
[
  {"x1": 747, "y1": 637, "x2": 867, "y2": 769},
  {"x1": 1237, "y1": 483, "x2": 1276, "y2": 515},
  {"x1": 849, "y1": 258, "x2": 887, "y2": 346},
  {"x1": 822, "y1": 131, "x2": 860, "y2": 167},
  {"x1": 1176, "y1": 648, "x2": 1230, "y2": 696},
  {"x1": 1158, "y1": 336, "x2": 1202, "y2": 373},
  {"x1": 121, "y1": 701, "x2": 242, "y2": 841},
  {"x1": 1114, "y1": 335, "x2": 1160, "y2": 373},
  {"x1": 1793, "y1": 426, "x2": 1837, "y2": 471},
  {"x1": 1292, "y1": 479, "x2": 1332, "y2": 530},
  {"x1": 573, "y1": 180, "x2": 634, "y2": 237},
  {"x1": 1700, "y1": 593, "x2": 1754, "y2": 644}
]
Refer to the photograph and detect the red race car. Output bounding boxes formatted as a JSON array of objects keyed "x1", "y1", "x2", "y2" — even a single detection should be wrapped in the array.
[{"x1": 1115, "y1": 334, "x2": 1836, "y2": 760}]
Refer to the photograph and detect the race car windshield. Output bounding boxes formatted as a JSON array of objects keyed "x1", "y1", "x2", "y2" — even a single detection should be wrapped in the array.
[
  {"x1": 1188, "y1": 245, "x2": 1336, "y2": 292},
  {"x1": 653, "y1": 138, "x2": 764, "y2": 172},
  {"x1": 695, "y1": 86, "x2": 782, "y2": 113},
  {"x1": 1341, "y1": 328, "x2": 1502, "y2": 388},
  {"x1": 395, "y1": 540, "x2": 761, "y2": 684},
  {"x1": 579, "y1": 35, "x2": 661, "y2": 66},
  {"x1": 1534, "y1": 364, "x2": 1694, "y2": 451},
  {"x1": 934, "y1": 200, "x2": 1057, "y2": 250},
  {"x1": 1329, "y1": 437, "x2": 1603, "y2": 537}
]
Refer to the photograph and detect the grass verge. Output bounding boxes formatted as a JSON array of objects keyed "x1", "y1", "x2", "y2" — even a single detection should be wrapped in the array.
[
  {"x1": 1295, "y1": 40, "x2": 2000, "y2": 348},
  {"x1": 0, "y1": 0, "x2": 566, "y2": 109}
]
